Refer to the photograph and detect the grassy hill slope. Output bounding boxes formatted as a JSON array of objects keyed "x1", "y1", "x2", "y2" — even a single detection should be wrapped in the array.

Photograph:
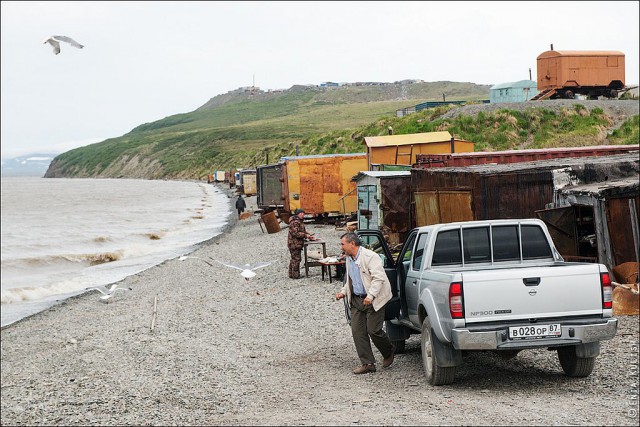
[
  {"x1": 44, "y1": 83, "x2": 638, "y2": 179},
  {"x1": 44, "y1": 82, "x2": 489, "y2": 179}
]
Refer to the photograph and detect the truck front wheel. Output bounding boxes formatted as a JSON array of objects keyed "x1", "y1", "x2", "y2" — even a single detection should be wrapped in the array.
[
  {"x1": 557, "y1": 346, "x2": 596, "y2": 377},
  {"x1": 421, "y1": 318, "x2": 456, "y2": 385}
]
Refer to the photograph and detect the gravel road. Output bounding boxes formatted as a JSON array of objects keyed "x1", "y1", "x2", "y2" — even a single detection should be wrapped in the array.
[{"x1": 1, "y1": 193, "x2": 639, "y2": 426}]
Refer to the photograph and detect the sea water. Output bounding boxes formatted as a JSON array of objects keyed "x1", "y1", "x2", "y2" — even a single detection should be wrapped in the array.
[{"x1": 1, "y1": 177, "x2": 232, "y2": 327}]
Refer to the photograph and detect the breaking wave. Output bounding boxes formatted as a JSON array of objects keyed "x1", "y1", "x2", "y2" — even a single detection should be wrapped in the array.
[
  {"x1": 2, "y1": 251, "x2": 124, "y2": 269},
  {"x1": 1, "y1": 282, "x2": 84, "y2": 304}
]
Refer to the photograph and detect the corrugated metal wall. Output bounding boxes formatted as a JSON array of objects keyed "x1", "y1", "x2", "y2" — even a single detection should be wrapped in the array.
[
  {"x1": 490, "y1": 86, "x2": 539, "y2": 103},
  {"x1": 370, "y1": 140, "x2": 474, "y2": 166},
  {"x1": 242, "y1": 173, "x2": 257, "y2": 196}
]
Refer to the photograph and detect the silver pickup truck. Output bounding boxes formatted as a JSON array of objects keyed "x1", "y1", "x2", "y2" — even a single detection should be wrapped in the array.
[{"x1": 356, "y1": 218, "x2": 618, "y2": 385}]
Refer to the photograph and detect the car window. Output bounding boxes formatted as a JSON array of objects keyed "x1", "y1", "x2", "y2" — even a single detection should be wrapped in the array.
[
  {"x1": 432, "y1": 229, "x2": 462, "y2": 266},
  {"x1": 463, "y1": 227, "x2": 491, "y2": 264},
  {"x1": 521, "y1": 225, "x2": 553, "y2": 259},
  {"x1": 360, "y1": 234, "x2": 390, "y2": 267},
  {"x1": 492, "y1": 225, "x2": 520, "y2": 261},
  {"x1": 411, "y1": 233, "x2": 429, "y2": 271},
  {"x1": 400, "y1": 233, "x2": 417, "y2": 264}
]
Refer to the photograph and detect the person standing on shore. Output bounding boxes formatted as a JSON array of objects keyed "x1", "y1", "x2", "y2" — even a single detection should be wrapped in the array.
[
  {"x1": 335, "y1": 232, "x2": 395, "y2": 374},
  {"x1": 287, "y1": 208, "x2": 315, "y2": 279},
  {"x1": 235, "y1": 194, "x2": 246, "y2": 219}
]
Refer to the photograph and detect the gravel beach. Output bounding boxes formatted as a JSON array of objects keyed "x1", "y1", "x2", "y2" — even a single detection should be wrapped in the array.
[{"x1": 1, "y1": 191, "x2": 638, "y2": 426}]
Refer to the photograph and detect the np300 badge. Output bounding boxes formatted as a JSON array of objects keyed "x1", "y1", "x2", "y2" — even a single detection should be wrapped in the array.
[{"x1": 470, "y1": 309, "x2": 512, "y2": 316}]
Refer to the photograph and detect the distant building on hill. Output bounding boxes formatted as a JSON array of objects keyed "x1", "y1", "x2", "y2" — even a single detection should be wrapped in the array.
[{"x1": 490, "y1": 80, "x2": 539, "y2": 103}]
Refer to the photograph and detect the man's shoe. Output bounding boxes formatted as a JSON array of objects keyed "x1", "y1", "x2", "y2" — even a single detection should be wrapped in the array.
[
  {"x1": 383, "y1": 347, "x2": 396, "y2": 368},
  {"x1": 352, "y1": 364, "x2": 376, "y2": 374}
]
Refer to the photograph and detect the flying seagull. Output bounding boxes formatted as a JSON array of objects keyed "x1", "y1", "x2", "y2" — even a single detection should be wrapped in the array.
[
  {"x1": 86, "y1": 284, "x2": 131, "y2": 303},
  {"x1": 43, "y1": 35, "x2": 84, "y2": 55},
  {"x1": 213, "y1": 259, "x2": 273, "y2": 281}
]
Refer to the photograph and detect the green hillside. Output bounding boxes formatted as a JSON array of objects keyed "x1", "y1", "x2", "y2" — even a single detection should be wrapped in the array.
[{"x1": 44, "y1": 82, "x2": 638, "y2": 179}]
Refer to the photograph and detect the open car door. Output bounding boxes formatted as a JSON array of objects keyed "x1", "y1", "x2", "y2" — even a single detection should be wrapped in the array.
[{"x1": 353, "y1": 230, "x2": 400, "y2": 321}]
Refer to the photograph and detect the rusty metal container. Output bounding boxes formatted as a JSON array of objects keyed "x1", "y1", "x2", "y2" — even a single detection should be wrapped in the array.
[
  {"x1": 228, "y1": 170, "x2": 238, "y2": 187},
  {"x1": 352, "y1": 171, "x2": 412, "y2": 243},
  {"x1": 411, "y1": 153, "x2": 639, "y2": 271},
  {"x1": 281, "y1": 153, "x2": 367, "y2": 215},
  {"x1": 239, "y1": 169, "x2": 257, "y2": 196},
  {"x1": 412, "y1": 153, "x2": 638, "y2": 226},
  {"x1": 415, "y1": 145, "x2": 640, "y2": 168},
  {"x1": 256, "y1": 163, "x2": 284, "y2": 210},
  {"x1": 536, "y1": 50, "x2": 625, "y2": 98}
]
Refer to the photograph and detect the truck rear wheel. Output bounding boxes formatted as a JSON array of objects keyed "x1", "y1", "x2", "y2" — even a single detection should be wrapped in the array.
[
  {"x1": 557, "y1": 346, "x2": 596, "y2": 377},
  {"x1": 421, "y1": 318, "x2": 455, "y2": 385}
]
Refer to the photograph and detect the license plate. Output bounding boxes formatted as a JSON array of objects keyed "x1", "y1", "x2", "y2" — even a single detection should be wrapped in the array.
[{"x1": 508, "y1": 324, "x2": 562, "y2": 339}]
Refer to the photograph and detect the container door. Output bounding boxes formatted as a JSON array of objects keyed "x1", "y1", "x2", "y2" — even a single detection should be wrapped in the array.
[
  {"x1": 358, "y1": 185, "x2": 378, "y2": 230},
  {"x1": 414, "y1": 190, "x2": 472, "y2": 226},
  {"x1": 414, "y1": 191, "x2": 439, "y2": 226}
]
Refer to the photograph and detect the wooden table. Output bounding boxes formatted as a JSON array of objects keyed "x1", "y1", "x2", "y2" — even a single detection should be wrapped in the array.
[
  {"x1": 303, "y1": 240, "x2": 327, "y2": 277},
  {"x1": 319, "y1": 260, "x2": 345, "y2": 283}
]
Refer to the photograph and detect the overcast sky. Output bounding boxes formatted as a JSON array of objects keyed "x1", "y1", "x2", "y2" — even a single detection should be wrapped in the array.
[{"x1": 1, "y1": 1, "x2": 638, "y2": 158}]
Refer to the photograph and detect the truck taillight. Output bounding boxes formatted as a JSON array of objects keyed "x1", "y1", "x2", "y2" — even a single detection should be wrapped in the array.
[
  {"x1": 449, "y1": 282, "x2": 464, "y2": 319},
  {"x1": 601, "y1": 272, "x2": 612, "y2": 309}
]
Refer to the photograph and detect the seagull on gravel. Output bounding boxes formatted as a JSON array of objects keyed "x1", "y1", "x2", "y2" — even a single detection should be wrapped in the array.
[
  {"x1": 213, "y1": 260, "x2": 273, "y2": 281},
  {"x1": 43, "y1": 35, "x2": 84, "y2": 55},
  {"x1": 86, "y1": 284, "x2": 131, "y2": 303}
]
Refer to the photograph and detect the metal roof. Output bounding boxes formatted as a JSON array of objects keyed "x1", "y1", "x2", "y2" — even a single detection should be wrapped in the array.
[
  {"x1": 279, "y1": 152, "x2": 365, "y2": 161},
  {"x1": 426, "y1": 152, "x2": 639, "y2": 174},
  {"x1": 491, "y1": 80, "x2": 537, "y2": 90},
  {"x1": 351, "y1": 170, "x2": 411, "y2": 181},
  {"x1": 537, "y1": 50, "x2": 625, "y2": 59},
  {"x1": 364, "y1": 131, "x2": 455, "y2": 148},
  {"x1": 560, "y1": 176, "x2": 639, "y2": 196}
]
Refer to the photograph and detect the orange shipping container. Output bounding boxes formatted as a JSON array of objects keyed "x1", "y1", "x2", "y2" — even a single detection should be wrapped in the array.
[{"x1": 536, "y1": 50, "x2": 625, "y2": 98}]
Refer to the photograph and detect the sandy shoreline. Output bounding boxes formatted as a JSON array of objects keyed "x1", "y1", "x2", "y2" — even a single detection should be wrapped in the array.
[{"x1": 2, "y1": 191, "x2": 638, "y2": 426}]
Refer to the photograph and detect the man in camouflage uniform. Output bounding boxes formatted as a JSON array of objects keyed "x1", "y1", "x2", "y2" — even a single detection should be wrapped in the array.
[{"x1": 287, "y1": 208, "x2": 315, "y2": 279}]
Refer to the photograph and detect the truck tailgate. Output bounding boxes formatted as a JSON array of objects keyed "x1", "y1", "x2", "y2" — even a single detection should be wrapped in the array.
[{"x1": 462, "y1": 263, "x2": 603, "y2": 323}]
